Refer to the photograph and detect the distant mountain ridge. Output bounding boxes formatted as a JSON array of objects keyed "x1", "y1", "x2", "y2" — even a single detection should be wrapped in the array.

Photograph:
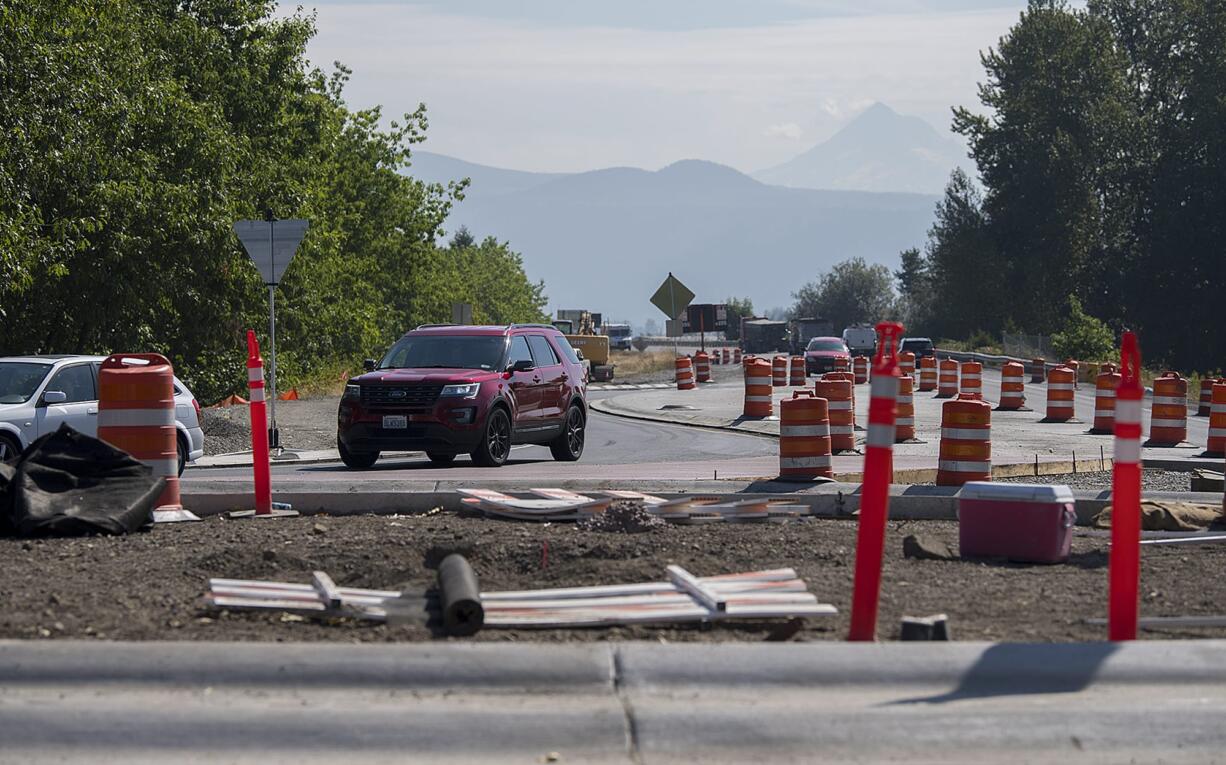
[
  {"x1": 754, "y1": 103, "x2": 971, "y2": 194},
  {"x1": 406, "y1": 151, "x2": 938, "y2": 326}
]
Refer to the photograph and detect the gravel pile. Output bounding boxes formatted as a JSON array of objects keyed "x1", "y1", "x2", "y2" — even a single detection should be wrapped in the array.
[
  {"x1": 199, "y1": 409, "x2": 251, "y2": 456},
  {"x1": 996, "y1": 469, "x2": 1190, "y2": 492},
  {"x1": 576, "y1": 501, "x2": 665, "y2": 533}
]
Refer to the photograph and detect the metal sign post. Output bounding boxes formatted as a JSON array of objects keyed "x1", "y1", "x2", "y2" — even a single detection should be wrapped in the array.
[{"x1": 234, "y1": 215, "x2": 309, "y2": 452}]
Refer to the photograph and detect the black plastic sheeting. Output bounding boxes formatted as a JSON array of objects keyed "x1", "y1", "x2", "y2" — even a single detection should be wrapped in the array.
[{"x1": 0, "y1": 424, "x2": 163, "y2": 538}]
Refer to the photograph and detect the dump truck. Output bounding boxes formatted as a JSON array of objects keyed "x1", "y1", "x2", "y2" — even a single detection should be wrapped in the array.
[
  {"x1": 741, "y1": 317, "x2": 788, "y2": 354},
  {"x1": 788, "y1": 317, "x2": 835, "y2": 355}
]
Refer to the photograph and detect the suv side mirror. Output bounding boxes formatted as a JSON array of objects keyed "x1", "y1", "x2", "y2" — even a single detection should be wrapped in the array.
[
  {"x1": 363, "y1": 358, "x2": 376, "y2": 372},
  {"x1": 574, "y1": 349, "x2": 585, "y2": 361},
  {"x1": 509, "y1": 359, "x2": 535, "y2": 373},
  {"x1": 42, "y1": 390, "x2": 67, "y2": 405}
]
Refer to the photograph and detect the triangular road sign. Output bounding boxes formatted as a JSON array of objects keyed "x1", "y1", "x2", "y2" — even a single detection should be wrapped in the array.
[{"x1": 235, "y1": 219, "x2": 309, "y2": 286}]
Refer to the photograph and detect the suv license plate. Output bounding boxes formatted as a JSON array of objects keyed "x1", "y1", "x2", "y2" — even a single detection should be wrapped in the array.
[{"x1": 382, "y1": 415, "x2": 408, "y2": 429}]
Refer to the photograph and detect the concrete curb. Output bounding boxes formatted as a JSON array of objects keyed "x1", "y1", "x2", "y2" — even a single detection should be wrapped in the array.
[
  {"x1": 4, "y1": 640, "x2": 1224, "y2": 690},
  {"x1": 192, "y1": 449, "x2": 422, "y2": 470},
  {"x1": 590, "y1": 392, "x2": 779, "y2": 438}
]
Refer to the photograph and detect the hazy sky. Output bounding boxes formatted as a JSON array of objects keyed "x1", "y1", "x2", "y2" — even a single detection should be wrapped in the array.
[{"x1": 295, "y1": 1, "x2": 1035, "y2": 173}]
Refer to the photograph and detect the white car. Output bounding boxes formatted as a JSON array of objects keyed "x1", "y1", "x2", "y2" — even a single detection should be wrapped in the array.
[{"x1": 0, "y1": 355, "x2": 205, "y2": 474}]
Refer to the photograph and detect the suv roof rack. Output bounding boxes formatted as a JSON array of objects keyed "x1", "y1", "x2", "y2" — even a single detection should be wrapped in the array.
[
  {"x1": 414, "y1": 323, "x2": 458, "y2": 329},
  {"x1": 510, "y1": 323, "x2": 559, "y2": 331}
]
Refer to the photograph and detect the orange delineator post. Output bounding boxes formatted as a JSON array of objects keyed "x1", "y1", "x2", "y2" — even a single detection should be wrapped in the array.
[
  {"x1": 248, "y1": 331, "x2": 273, "y2": 516},
  {"x1": 1108, "y1": 332, "x2": 1143, "y2": 641},
  {"x1": 848, "y1": 321, "x2": 904, "y2": 642}
]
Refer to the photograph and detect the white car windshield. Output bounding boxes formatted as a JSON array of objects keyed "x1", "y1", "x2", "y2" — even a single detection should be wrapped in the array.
[{"x1": 0, "y1": 362, "x2": 53, "y2": 404}]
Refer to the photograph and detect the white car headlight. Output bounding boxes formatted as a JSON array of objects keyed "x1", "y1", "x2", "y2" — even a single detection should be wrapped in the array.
[{"x1": 440, "y1": 383, "x2": 480, "y2": 398}]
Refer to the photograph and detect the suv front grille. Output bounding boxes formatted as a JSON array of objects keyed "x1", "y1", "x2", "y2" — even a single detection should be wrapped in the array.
[{"x1": 361, "y1": 384, "x2": 443, "y2": 412}]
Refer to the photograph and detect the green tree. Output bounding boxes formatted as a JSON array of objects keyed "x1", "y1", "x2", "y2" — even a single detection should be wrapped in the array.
[
  {"x1": 723, "y1": 296, "x2": 754, "y2": 340},
  {"x1": 790, "y1": 258, "x2": 896, "y2": 331},
  {"x1": 1051, "y1": 295, "x2": 1115, "y2": 361},
  {"x1": 894, "y1": 247, "x2": 933, "y2": 332}
]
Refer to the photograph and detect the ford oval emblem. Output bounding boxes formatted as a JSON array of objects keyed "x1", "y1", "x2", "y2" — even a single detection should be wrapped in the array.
[{"x1": 389, "y1": 390, "x2": 406, "y2": 398}]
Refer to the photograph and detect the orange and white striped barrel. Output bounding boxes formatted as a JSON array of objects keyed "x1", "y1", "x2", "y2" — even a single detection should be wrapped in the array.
[
  {"x1": 1092, "y1": 369, "x2": 1121, "y2": 434},
  {"x1": 853, "y1": 356, "x2": 869, "y2": 385},
  {"x1": 778, "y1": 391, "x2": 833, "y2": 481},
  {"x1": 834, "y1": 357, "x2": 850, "y2": 374},
  {"x1": 1031, "y1": 358, "x2": 1046, "y2": 383},
  {"x1": 1065, "y1": 359, "x2": 1080, "y2": 389},
  {"x1": 743, "y1": 358, "x2": 773, "y2": 418},
  {"x1": 814, "y1": 377, "x2": 855, "y2": 452},
  {"x1": 1208, "y1": 383, "x2": 1226, "y2": 455},
  {"x1": 894, "y1": 375, "x2": 915, "y2": 442},
  {"x1": 722, "y1": 349, "x2": 730, "y2": 365},
  {"x1": 789, "y1": 356, "x2": 806, "y2": 386},
  {"x1": 898, "y1": 352, "x2": 915, "y2": 380},
  {"x1": 998, "y1": 361, "x2": 1026, "y2": 410},
  {"x1": 918, "y1": 356, "x2": 937, "y2": 392},
  {"x1": 1045, "y1": 366, "x2": 1076, "y2": 421},
  {"x1": 97, "y1": 354, "x2": 181, "y2": 510},
  {"x1": 675, "y1": 356, "x2": 695, "y2": 390},
  {"x1": 959, "y1": 361, "x2": 983, "y2": 399},
  {"x1": 733, "y1": 348, "x2": 742, "y2": 365},
  {"x1": 824, "y1": 372, "x2": 858, "y2": 428},
  {"x1": 1198, "y1": 378, "x2": 1221, "y2": 417},
  {"x1": 694, "y1": 352, "x2": 711, "y2": 383},
  {"x1": 937, "y1": 359, "x2": 958, "y2": 398},
  {"x1": 772, "y1": 356, "x2": 788, "y2": 387},
  {"x1": 936, "y1": 394, "x2": 991, "y2": 486},
  {"x1": 1148, "y1": 372, "x2": 1187, "y2": 446}
]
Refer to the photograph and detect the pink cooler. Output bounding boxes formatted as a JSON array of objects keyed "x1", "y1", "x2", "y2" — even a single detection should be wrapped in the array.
[{"x1": 957, "y1": 482, "x2": 1076, "y2": 564}]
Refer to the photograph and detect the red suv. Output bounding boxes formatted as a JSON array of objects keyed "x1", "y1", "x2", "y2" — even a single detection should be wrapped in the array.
[{"x1": 337, "y1": 324, "x2": 588, "y2": 469}]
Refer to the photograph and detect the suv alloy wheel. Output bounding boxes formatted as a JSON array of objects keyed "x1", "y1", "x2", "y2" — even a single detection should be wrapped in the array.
[
  {"x1": 471, "y1": 407, "x2": 511, "y2": 467},
  {"x1": 549, "y1": 405, "x2": 585, "y2": 461}
]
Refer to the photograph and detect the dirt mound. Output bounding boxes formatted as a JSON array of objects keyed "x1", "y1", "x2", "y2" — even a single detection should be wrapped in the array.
[
  {"x1": 577, "y1": 501, "x2": 665, "y2": 533},
  {"x1": 199, "y1": 409, "x2": 250, "y2": 455}
]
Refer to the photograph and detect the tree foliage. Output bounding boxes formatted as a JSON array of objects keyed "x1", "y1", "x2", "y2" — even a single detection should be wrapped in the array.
[
  {"x1": 906, "y1": 0, "x2": 1225, "y2": 372},
  {"x1": 790, "y1": 258, "x2": 896, "y2": 331},
  {"x1": 0, "y1": 1, "x2": 546, "y2": 402},
  {"x1": 723, "y1": 296, "x2": 754, "y2": 340},
  {"x1": 1051, "y1": 295, "x2": 1116, "y2": 361}
]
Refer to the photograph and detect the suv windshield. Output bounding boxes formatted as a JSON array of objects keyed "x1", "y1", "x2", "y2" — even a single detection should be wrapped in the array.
[
  {"x1": 806, "y1": 339, "x2": 846, "y2": 352},
  {"x1": 0, "y1": 361, "x2": 53, "y2": 404},
  {"x1": 380, "y1": 335, "x2": 507, "y2": 371}
]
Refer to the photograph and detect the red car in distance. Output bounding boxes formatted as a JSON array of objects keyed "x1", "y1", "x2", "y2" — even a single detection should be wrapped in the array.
[{"x1": 804, "y1": 336, "x2": 851, "y2": 375}]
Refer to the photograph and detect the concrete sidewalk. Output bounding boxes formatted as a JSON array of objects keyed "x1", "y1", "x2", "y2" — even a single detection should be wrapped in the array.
[{"x1": 3, "y1": 640, "x2": 1223, "y2": 763}]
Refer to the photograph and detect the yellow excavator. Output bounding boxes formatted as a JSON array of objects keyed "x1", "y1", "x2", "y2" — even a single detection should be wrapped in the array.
[{"x1": 552, "y1": 310, "x2": 614, "y2": 381}]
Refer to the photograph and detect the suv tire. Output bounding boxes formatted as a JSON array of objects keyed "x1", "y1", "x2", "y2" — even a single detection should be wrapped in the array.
[
  {"x1": 338, "y1": 438, "x2": 379, "y2": 469},
  {"x1": 0, "y1": 433, "x2": 20, "y2": 465},
  {"x1": 549, "y1": 405, "x2": 585, "y2": 462},
  {"x1": 176, "y1": 433, "x2": 188, "y2": 477},
  {"x1": 471, "y1": 407, "x2": 511, "y2": 467},
  {"x1": 426, "y1": 452, "x2": 455, "y2": 466}
]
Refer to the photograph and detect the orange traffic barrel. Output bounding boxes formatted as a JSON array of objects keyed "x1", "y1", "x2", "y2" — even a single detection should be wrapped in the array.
[
  {"x1": 694, "y1": 352, "x2": 712, "y2": 383},
  {"x1": 937, "y1": 359, "x2": 958, "y2": 398},
  {"x1": 675, "y1": 356, "x2": 695, "y2": 390},
  {"x1": 814, "y1": 377, "x2": 855, "y2": 453},
  {"x1": 772, "y1": 356, "x2": 788, "y2": 387},
  {"x1": 823, "y1": 371, "x2": 858, "y2": 429},
  {"x1": 1148, "y1": 372, "x2": 1188, "y2": 446},
  {"x1": 960, "y1": 361, "x2": 983, "y2": 399},
  {"x1": 733, "y1": 348, "x2": 742, "y2": 365},
  {"x1": 1091, "y1": 369, "x2": 1121, "y2": 434},
  {"x1": 853, "y1": 356, "x2": 869, "y2": 385},
  {"x1": 833, "y1": 357, "x2": 850, "y2": 374},
  {"x1": 1198, "y1": 378, "x2": 1221, "y2": 416},
  {"x1": 97, "y1": 354, "x2": 182, "y2": 511},
  {"x1": 936, "y1": 394, "x2": 991, "y2": 486},
  {"x1": 1208, "y1": 383, "x2": 1226, "y2": 455},
  {"x1": 1031, "y1": 358, "x2": 1046, "y2": 383},
  {"x1": 778, "y1": 391, "x2": 833, "y2": 481},
  {"x1": 918, "y1": 356, "x2": 937, "y2": 392},
  {"x1": 998, "y1": 361, "x2": 1025, "y2": 410},
  {"x1": 895, "y1": 375, "x2": 915, "y2": 442},
  {"x1": 789, "y1": 356, "x2": 806, "y2": 386},
  {"x1": 898, "y1": 351, "x2": 915, "y2": 380},
  {"x1": 743, "y1": 358, "x2": 773, "y2": 417},
  {"x1": 1045, "y1": 366, "x2": 1076, "y2": 421}
]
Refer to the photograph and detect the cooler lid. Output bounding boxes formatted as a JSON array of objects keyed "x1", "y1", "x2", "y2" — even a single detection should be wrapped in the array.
[{"x1": 958, "y1": 481, "x2": 1074, "y2": 504}]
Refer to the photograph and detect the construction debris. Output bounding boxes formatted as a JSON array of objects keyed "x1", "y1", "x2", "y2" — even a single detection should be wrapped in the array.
[
  {"x1": 902, "y1": 534, "x2": 958, "y2": 561},
  {"x1": 460, "y1": 488, "x2": 810, "y2": 524},
  {"x1": 575, "y1": 501, "x2": 664, "y2": 533},
  {"x1": 205, "y1": 566, "x2": 836, "y2": 631},
  {"x1": 900, "y1": 613, "x2": 951, "y2": 641},
  {"x1": 1094, "y1": 500, "x2": 1225, "y2": 532}
]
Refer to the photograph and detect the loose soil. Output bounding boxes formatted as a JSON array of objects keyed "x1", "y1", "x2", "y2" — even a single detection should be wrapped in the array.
[
  {"x1": 2, "y1": 513, "x2": 1223, "y2": 644},
  {"x1": 201, "y1": 397, "x2": 340, "y2": 455}
]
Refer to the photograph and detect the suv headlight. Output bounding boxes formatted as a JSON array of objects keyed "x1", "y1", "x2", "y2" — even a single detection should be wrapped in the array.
[
  {"x1": 440, "y1": 383, "x2": 481, "y2": 399},
  {"x1": 342, "y1": 384, "x2": 360, "y2": 401}
]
